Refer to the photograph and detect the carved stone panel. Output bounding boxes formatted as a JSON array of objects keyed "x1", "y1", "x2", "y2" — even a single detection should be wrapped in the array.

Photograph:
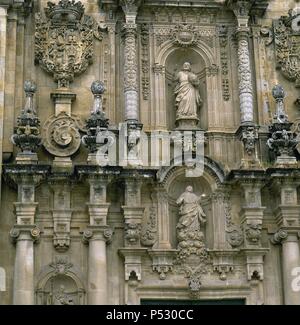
[{"x1": 35, "y1": 0, "x2": 105, "y2": 88}]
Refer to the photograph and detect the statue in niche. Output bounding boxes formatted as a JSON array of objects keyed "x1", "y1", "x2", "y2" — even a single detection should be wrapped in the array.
[
  {"x1": 51, "y1": 285, "x2": 74, "y2": 305},
  {"x1": 174, "y1": 62, "x2": 202, "y2": 120},
  {"x1": 176, "y1": 186, "x2": 207, "y2": 262},
  {"x1": 176, "y1": 186, "x2": 206, "y2": 231}
]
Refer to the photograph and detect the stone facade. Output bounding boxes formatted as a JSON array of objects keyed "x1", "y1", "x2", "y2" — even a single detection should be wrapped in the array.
[{"x1": 0, "y1": 0, "x2": 300, "y2": 305}]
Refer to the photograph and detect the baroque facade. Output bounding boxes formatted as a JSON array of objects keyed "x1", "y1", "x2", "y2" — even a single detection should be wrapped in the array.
[{"x1": 0, "y1": 0, "x2": 300, "y2": 305}]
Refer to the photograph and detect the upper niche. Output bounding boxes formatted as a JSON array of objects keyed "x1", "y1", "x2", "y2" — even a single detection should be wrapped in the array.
[{"x1": 165, "y1": 48, "x2": 207, "y2": 130}]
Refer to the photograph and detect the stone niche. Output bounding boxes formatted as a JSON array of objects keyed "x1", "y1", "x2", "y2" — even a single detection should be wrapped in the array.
[
  {"x1": 165, "y1": 48, "x2": 207, "y2": 130},
  {"x1": 36, "y1": 257, "x2": 85, "y2": 305},
  {"x1": 167, "y1": 173, "x2": 212, "y2": 249}
]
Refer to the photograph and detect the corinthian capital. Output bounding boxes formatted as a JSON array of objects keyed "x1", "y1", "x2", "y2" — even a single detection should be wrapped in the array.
[{"x1": 227, "y1": 0, "x2": 255, "y2": 30}]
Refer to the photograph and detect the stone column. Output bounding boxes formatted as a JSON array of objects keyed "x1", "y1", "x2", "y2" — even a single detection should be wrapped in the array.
[
  {"x1": 0, "y1": 6, "x2": 7, "y2": 204},
  {"x1": 230, "y1": 1, "x2": 261, "y2": 168},
  {"x1": 9, "y1": 175, "x2": 41, "y2": 305},
  {"x1": 121, "y1": 0, "x2": 140, "y2": 122},
  {"x1": 10, "y1": 225, "x2": 40, "y2": 305},
  {"x1": 231, "y1": 2, "x2": 254, "y2": 124},
  {"x1": 271, "y1": 179, "x2": 300, "y2": 305},
  {"x1": 83, "y1": 226, "x2": 113, "y2": 305},
  {"x1": 83, "y1": 176, "x2": 113, "y2": 305}
]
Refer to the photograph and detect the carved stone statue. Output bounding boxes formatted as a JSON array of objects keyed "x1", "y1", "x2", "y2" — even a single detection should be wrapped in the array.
[
  {"x1": 53, "y1": 285, "x2": 74, "y2": 305},
  {"x1": 176, "y1": 186, "x2": 208, "y2": 263},
  {"x1": 176, "y1": 186, "x2": 206, "y2": 231},
  {"x1": 174, "y1": 62, "x2": 202, "y2": 122}
]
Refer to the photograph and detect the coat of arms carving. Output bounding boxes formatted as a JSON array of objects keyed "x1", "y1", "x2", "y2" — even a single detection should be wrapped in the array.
[
  {"x1": 35, "y1": 0, "x2": 105, "y2": 88},
  {"x1": 261, "y1": 6, "x2": 300, "y2": 105}
]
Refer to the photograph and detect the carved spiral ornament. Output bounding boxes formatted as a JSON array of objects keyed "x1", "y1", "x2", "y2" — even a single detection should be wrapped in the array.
[{"x1": 42, "y1": 112, "x2": 84, "y2": 157}]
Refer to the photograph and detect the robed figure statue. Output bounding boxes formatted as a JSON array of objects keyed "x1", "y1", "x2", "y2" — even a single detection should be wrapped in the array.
[{"x1": 174, "y1": 62, "x2": 202, "y2": 120}]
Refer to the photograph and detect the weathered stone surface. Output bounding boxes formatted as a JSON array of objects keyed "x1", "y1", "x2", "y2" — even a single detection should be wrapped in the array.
[{"x1": 1, "y1": 0, "x2": 300, "y2": 305}]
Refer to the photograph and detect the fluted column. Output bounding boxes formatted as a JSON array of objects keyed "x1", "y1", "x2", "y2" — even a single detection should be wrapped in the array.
[
  {"x1": 121, "y1": 0, "x2": 140, "y2": 122},
  {"x1": 83, "y1": 175, "x2": 113, "y2": 305}
]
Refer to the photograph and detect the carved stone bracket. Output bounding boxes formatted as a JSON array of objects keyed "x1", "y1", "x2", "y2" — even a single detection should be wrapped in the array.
[
  {"x1": 119, "y1": 248, "x2": 147, "y2": 281},
  {"x1": 123, "y1": 206, "x2": 145, "y2": 246},
  {"x1": 210, "y1": 250, "x2": 236, "y2": 281},
  {"x1": 242, "y1": 248, "x2": 269, "y2": 281},
  {"x1": 237, "y1": 124, "x2": 261, "y2": 169},
  {"x1": 149, "y1": 249, "x2": 177, "y2": 280}
]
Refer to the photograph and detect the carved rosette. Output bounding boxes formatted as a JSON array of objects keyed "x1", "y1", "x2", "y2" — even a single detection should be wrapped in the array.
[
  {"x1": 42, "y1": 112, "x2": 85, "y2": 157},
  {"x1": 35, "y1": 0, "x2": 105, "y2": 88}
]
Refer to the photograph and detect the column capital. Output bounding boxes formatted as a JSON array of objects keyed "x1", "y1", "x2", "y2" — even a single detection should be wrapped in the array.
[
  {"x1": 227, "y1": 0, "x2": 254, "y2": 20},
  {"x1": 10, "y1": 225, "x2": 40, "y2": 244},
  {"x1": 120, "y1": 0, "x2": 141, "y2": 22},
  {"x1": 82, "y1": 226, "x2": 114, "y2": 244}
]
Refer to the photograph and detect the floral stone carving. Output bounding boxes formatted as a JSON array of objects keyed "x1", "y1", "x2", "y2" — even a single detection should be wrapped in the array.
[
  {"x1": 35, "y1": 0, "x2": 105, "y2": 88},
  {"x1": 42, "y1": 112, "x2": 85, "y2": 157}
]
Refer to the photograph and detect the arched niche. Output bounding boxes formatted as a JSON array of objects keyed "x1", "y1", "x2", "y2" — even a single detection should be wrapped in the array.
[
  {"x1": 152, "y1": 40, "x2": 218, "y2": 131},
  {"x1": 36, "y1": 258, "x2": 85, "y2": 305},
  {"x1": 157, "y1": 157, "x2": 225, "y2": 249},
  {"x1": 165, "y1": 48, "x2": 207, "y2": 130}
]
